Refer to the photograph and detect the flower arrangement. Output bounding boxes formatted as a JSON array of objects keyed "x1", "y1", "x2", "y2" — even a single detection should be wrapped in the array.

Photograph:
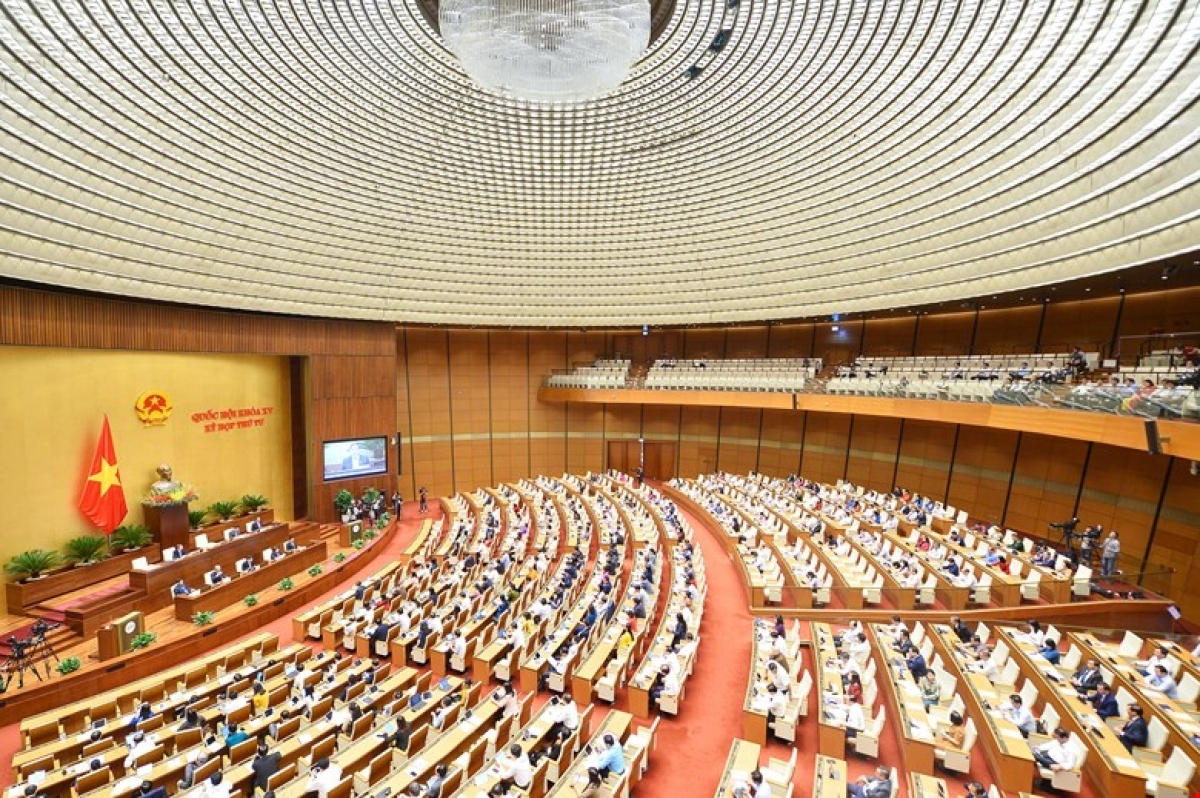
[
  {"x1": 142, "y1": 485, "x2": 199, "y2": 506},
  {"x1": 333, "y1": 553, "x2": 347, "y2": 563},
  {"x1": 57, "y1": 656, "x2": 82, "y2": 675},
  {"x1": 352, "y1": 539, "x2": 365, "y2": 550},
  {"x1": 244, "y1": 594, "x2": 259, "y2": 607},
  {"x1": 308, "y1": 564, "x2": 323, "y2": 577},
  {"x1": 192, "y1": 610, "x2": 216, "y2": 626},
  {"x1": 279, "y1": 577, "x2": 295, "y2": 591}
]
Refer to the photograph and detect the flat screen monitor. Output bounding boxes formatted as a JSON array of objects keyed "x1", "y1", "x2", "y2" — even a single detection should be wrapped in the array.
[{"x1": 322, "y1": 436, "x2": 388, "y2": 481}]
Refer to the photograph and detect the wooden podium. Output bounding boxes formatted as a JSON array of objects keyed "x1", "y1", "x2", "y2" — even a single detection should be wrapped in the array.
[
  {"x1": 144, "y1": 502, "x2": 191, "y2": 550},
  {"x1": 97, "y1": 611, "x2": 145, "y2": 661}
]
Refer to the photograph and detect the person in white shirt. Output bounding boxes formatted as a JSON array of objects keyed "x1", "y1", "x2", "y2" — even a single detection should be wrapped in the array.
[
  {"x1": 766, "y1": 660, "x2": 791, "y2": 693},
  {"x1": 450, "y1": 633, "x2": 467, "y2": 663},
  {"x1": 198, "y1": 772, "x2": 233, "y2": 798},
  {"x1": 1034, "y1": 728, "x2": 1080, "y2": 772},
  {"x1": 305, "y1": 758, "x2": 343, "y2": 798},
  {"x1": 123, "y1": 732, "x2": 157, "y2": 768},
  {"x1": 495, "y1": 744, "x2": 533, "y2": 790},
  {"x1": 998, "y1": 694, "x2": 1036, "y2": 737}
]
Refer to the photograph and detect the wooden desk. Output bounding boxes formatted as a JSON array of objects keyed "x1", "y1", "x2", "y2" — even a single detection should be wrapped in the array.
[
  {"x1": 713, "y1": 738, "x2": 762, "y2": 798},
  {"x1": 812, "y1": 622, "x2": 847, "y2": 758},
  {"x1": 868, "y1": 624, "x2": 935, "y2": 775},
  {"x1": 173, "y1": 541, "x2": 327, "y2": 619},
  {"x1": 927, "y1": 625, "x2": 1036, "y2": 793},
  {"x1": 546, "y1": 710, "x2": 633, "y2": 797},
  {"x1": 812, "y1": 755, "x2": 848, "y2": 798},
  {"x1": 998, "y1": 628, "x2": 1146, "y2": 798},
  {"x1": 456, "y1": 700, "x2": 563, "y2": 797},
  {"x1": 909, "y1": 772, "x2": 948, "y2": 798},
  {"x1": 129, "y1": 523, "x2": 302, "y2": 597},
  {"x1": 373, "y1": 698, "x2": 503, "y2": 795}
]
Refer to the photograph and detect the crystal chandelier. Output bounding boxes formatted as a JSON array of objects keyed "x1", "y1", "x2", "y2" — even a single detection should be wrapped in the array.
[{"x1": 440, "y1": 0, "x2": 650, "y2": 102}]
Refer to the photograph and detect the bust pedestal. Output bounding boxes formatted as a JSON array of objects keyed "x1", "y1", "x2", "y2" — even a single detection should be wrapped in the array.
[{"x1": 143, "y1": 503, "x2": 191, "y2": 550}]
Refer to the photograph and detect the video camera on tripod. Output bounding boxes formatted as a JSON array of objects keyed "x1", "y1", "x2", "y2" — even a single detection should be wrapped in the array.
[
  {"x1": 0, "y1": 617, "x2": 61, "y2": 692},
  {"x1": 1049, "y1": 517, "x2": 1079, "y2": 542}
]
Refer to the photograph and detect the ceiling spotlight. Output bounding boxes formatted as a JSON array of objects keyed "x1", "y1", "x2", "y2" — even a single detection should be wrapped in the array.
[{"x1": 831, "y1": 325, "x2": 840, "y2": 332}]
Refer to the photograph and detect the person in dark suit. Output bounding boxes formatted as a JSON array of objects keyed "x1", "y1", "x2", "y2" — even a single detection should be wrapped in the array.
[
  {"x1": 1071, "y1": 658, "x2": 1103, "y2": 694},
  {"x1": 250, "y1": 744, "x2": 282, "y2": 795},
  {"x1": 370, "y1": 621, "x2": 391, "y2": 643},
  {"x1": 208, "y1": 565, "x2": 228, "y2": 585},
  {"x1": 950, "y1": 616, "x2": 972, "y2": 644},
  {"x1": 905, "y1": 649, "x2": 928, "y2": 681},
  {"x1": 1089, "y1": 683, "x2": 1119, "y2": 720},
  {"x1": 137, "y1": 781, "x2": 168, "y2": 798},
  {"x1": 1117, "y1": 704, "x2": 1149, "y2": 752}
]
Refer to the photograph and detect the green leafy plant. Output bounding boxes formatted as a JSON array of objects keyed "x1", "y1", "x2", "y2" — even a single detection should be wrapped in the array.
[
  {"x1": 130, "y1": 632, "x2": 157, "y2": 650},
  {"x1": 333, "y1": 553, "x2": 347, "y2": 563},
  {"x1": 362, "y1": 487, "x2": 381, "y2": 504},
  {"x1": 279, "y1": 577, "x2": 295, "y2": 591},
  {"x1": 111, "y1": 524, "x2": 153, "y2": 552},
  {"x1": 192, "y1": 610, "x2": 216, "y2": 626},
  {"x1": 5, "y1": 549, "x2": 63, "y2": 580},
  {"x1": 208, "y1": 500, "x2": 239, "y2": 521},
  {"x1": 334, "y1": 489, "x2": 354, "y2": 515},
  {"x1": 241, "y1": 494, "x2": 270, "y2": 512},
  {"x1": 57, "y1": 656, "x2": 82, "y2": 675},
  {"x1": 308, "y1": 564, "x2": 323, "y2": 577},
  {"x1": 364, "y1": 527, "x2": 378, "y2": 539},
  {"x1": 374, "y1": 518, "x2": 387, "y2": 531},
  {"x1": 65, "y1": 535, "x2": 110, "y2": 565},
  {"x1": 352, "y1": 539, "x2": 365, "y2": 550},
  {"x1": 188, "y1": 509, "x2": 208, "y2": 529},
  {"x1": 243, "y1": 594, "x2": 259, "y2": 607}
]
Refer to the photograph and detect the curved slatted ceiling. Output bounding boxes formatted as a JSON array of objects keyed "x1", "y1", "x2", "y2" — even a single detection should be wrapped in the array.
[{"x1": 1, "y1": 0, "x2": 1198, "y2": 325}]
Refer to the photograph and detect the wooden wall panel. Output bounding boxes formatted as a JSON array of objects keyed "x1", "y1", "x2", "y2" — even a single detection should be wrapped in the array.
[
  {"x1": 725, "y1": 326, "x2": 770, "y2": 359},
  {"x1": 861, "y1": 317, "x2": 918, "y2": 358},
  {"x1": 973, "y1": 305, "x2": 1041, "y2": 356},
  {"x1": 683, "y1": 329, "x2": 727, "y2": 359},
  {"x1": 395, "y1": 331, "x2": 416, "y2": 498},
  {"x1": 678, "y1": 406, "x2": 720, "y2": 477},
  {"x1": 1004, "y1": 434, "x2": 1088, "y2": 536},
  {"x1": 893, "y1": 421, "x2": 956, "y2": 501},
  {"x1": 758, "y1": 409, "x2": 804, "y2": 478},
  {"x1": 717, "y1": 407, "x2": 762, "y2": 475},
  {"x1": 1118, "y1": 286, "x2": 1200, "y2": 339},
  {"x1": 565, "y1": 404, "x2": 605, "y2": 475},
  {"x1": 845, "y1": 416, "x2": 902, "y2": 489},
  {"x1": 913, "y1": 311, "x2": 974, "y2": 356},
  {"x1": 801, "y1": 412, "x2": 851, "y2": 484},
  {"x1": 814, "y1": 322, "x2": 860, "y2": 366},
  {"x1": 946, "y1": 427, "x2": 1019, "y2": 526},
  {"x1": 605, "y1": 404, "x2": 642, "y2": 442},
  {"x1": 1075, "y1": 446, "x2": 1170, "y2": 574},
  {"x1": 1041, "y1": 298, "x2": 1120, "y2": 354},
  {"x1": 406, "y1": 329, "x2": 454, "y2": 496},
  {"x1": 528, "y1": 332, "x2": 568, "y2": 479},
  {"x1": 1150, "y1": 462, "x2": 1200, "y2": 616},
  {"x1": 767, "y1": 323, "x2": 816, "y2": 360}
]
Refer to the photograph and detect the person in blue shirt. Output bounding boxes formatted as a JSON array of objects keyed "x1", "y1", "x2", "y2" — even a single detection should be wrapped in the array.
[
  {"x1": 1038, "y1": 638, "x2": 1061, "y2": 666},
  {"x1": 1089, "y1": 683, "x2": 1120, "y2": 720},
  {"x1": 592, "y1": 734, "x2": 625, "y2": 777},
  {"x1": 224, "y1": 722, "x2": 250, "y2": 746},
  {"x1": 1145, "y1": 664, "x2": 1179, "y2": 699}
]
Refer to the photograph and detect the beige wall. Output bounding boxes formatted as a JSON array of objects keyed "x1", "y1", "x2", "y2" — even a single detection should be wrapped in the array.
[{"x1": 0, "y1": 346, "x2": 293, "y2": 608}]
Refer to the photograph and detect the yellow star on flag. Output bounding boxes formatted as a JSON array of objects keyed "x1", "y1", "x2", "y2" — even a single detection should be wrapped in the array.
[{"x1": 88, "y1": 457, "x2": 122, "y2": 496}]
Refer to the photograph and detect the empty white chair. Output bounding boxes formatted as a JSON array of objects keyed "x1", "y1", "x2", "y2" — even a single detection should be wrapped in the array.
[
  {"x1": 850, "y1": 706, "x2": 886, "y2": 759},
  {"x1": 1142, "y1": 747, "x2": 1196, "y2": 798},
  {"x1": 130, "y1": 556, "x2": 149, "y2": 571},
  {"x1": 1021, "y1": 569, "x2": 1042, "y2": 601}
]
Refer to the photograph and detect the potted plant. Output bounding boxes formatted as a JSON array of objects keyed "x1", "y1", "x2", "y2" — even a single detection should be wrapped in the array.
[
  {"x1": 111, "y1": 524, "x2": 153, "y2": 553},
  {"x1": 208, "y1": 500, "x2": 239, "y2": 522},
  {"x1": 308, "y1": 564, "x2": 323, "y2": 577},
  {"x1": 130, "y1": 632, "x2": 157, "y2": 650},
  {"x1": 244, "y1": 594, "x2": 259, "y2": 607},
  {"x1": 192, "y1": 610, "x2": 215, "y2": 626},
  {"x1": 362, "y1": 487, "x2": 381, "y2": 504},
  {"x1": 241, "y1": 494, "x2": 270, "y2": 513},
  {"x1": 352, "y1": 539, "x2": 365, "y2": 550},
  {"x1": 57, "y1": 656, "x2": 82, "y2": 675},
  {"x1": 334, "y1": 489, "x2": 354, "y2": 518},
  {"x1": 188, "y1": 510, "x2": 208, "y2": 530},
  {"x1": 6, "y1": 549, "x2": 63, "y2": 581},
  {"x1": 333, "y1": 552, "x2": 347, "y2": 563},
  {"x1": 279, "y1": 577, "x2": 295, "y2": 591},
  {"x1": 65, "y1": 535, "x2": 110, "y2": 565}
]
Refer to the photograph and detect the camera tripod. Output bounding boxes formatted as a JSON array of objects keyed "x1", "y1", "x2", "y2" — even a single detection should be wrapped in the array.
[{"x1": 0, "y1": 626, "x2": 59, "y2": 692}]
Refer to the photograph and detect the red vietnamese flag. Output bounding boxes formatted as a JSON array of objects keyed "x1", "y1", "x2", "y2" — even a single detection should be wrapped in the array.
[{"x1": 79, "y1": 416, "x2": 128, "y2": 533}]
